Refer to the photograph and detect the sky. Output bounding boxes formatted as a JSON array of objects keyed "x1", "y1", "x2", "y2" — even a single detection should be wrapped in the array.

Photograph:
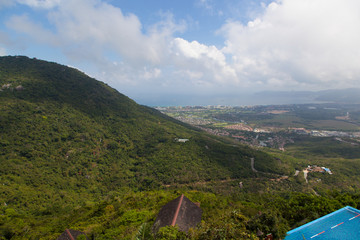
[{"x1": 1, "y1": 0, "x2": 360, "y2": 106}]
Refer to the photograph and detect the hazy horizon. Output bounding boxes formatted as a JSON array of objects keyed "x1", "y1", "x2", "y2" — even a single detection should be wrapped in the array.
[{"x1": 134, "y1": 91, "x2": 323, "y2": 107}]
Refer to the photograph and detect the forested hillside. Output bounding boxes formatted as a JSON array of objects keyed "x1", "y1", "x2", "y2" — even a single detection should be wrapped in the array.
[
  {"x1": 0, "y1": 56, "x2": 287, "y2": 239},
  {"x1": 2, "y1": 56, "x2": 360, "y2": 240}
]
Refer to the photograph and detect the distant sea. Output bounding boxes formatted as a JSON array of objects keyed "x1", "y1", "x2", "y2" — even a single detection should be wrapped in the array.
[{"x1": 133, "y1": 92, "x2": 325, "y2": 107}]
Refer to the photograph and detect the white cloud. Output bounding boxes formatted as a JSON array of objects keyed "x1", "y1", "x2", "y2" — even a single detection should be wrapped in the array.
[
  {"x1": 47, "y1": 0, "x2": 166, "y2": 64},
  {"x1": 16, "y1": 0, "x2": 61, "y2": 9},
  {"x1": 172, "y1": 38, "x2": 224, "y2": 61},
  {"x1": 221, "y1": 0, "x2": 360, "y2": 90},
  {"x1": 3, "y1": 0, "x2": 360, "y2": 101},
  {"x1": 197, "y1": 0, "x2": 213, "y2": 12},
  {"x1": 6, "y1": 0, "x2": 183, "y2": 67},
  {"x1": 171, "y1": 38, "x2": 237, "y2": 86},
  {"x1": 196, "y1": 0, "x2": 224, "y2": 17},
  {"x1": 142, "y1": 67, "x2": 161, "y2": 80},
  {"x1": 184, "y1": 70, "x2": 204, "y2": 80},
  {"x1": 5, "y1": 0, "x2": 237, "y2": 93},
  {"x1": 6, "y1": 14, "x2": 59, "y2": 45}
]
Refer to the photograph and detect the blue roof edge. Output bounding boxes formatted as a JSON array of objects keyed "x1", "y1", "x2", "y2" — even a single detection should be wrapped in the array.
[{"x1": 286, "y1": 206, "x2": 360, "y2": 236}]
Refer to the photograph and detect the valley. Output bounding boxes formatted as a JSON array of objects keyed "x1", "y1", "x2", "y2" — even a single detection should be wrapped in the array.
[
  {"x1": 158, "y1": 104, "x2": 360, "y2": 150},
  {"x1": 159, "y1": 104, "x2": 360, "y2": 190}
]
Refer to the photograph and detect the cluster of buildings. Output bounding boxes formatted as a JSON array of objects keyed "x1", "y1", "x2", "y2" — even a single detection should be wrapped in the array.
[
  {"x1": 289, "y1": 127, "x2": 360, "y2": 138},
  {"x1": 0, "y1": 83, "x2": 24, "y2": 91},
  {"x1": 197, "y1": 126, "x2": 230, "y2": 137},
  {"x1": 313, "y1": 130, "x2": 360, "y2": 138},
  {"x1": 225, "y1": 123, "x2": 253, "y2": 131},
  {"x1": 306, "y1": 165, "x2": 333, "y2": 174}
]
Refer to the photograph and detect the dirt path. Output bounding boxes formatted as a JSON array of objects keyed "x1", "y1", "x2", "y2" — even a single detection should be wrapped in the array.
[
  {"x1": 163, "y1": 178, "x2": 236, "y2": 188},
  {"x1": 312, "y1": 189, "x2": 320, "y2": 196},
  {"x1": 251, "y1": 157, "x2": 289, "y2": 182},
  {"x1": 164, "y1": 157, "x2": 289, "y2": 188},
  {"x1": 251, "y1": 158, "x2": 258, "y2": 172},
  {"x1": 303, "y1": 170, "x2": 308, "y2": 183}
]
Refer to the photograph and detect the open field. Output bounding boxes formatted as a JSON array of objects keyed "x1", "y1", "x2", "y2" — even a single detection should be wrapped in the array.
[{"x1": 309, "y1": 120, "x2": 360, "y2": 131}]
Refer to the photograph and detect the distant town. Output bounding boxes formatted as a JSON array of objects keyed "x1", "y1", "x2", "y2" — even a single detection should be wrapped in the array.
[{"x1": 157, "y1": 104, "x2": 360, "y2": 150}]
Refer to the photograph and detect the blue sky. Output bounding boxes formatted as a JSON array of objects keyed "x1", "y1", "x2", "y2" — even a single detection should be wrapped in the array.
[{"x1": 1, "y1": 0, "x2": 360, "y2": 106}]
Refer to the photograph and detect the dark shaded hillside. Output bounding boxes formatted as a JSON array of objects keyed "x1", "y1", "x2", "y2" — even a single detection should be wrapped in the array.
[{"x1": 0, "y1": 56, "x2": 286, "y2": 238}]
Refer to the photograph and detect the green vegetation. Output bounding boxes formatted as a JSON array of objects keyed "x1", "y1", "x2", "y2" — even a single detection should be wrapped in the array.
[
  {"x1": 285, "y1": 136, "x2": 360, "y2": 159},
  {"x1": 0, "y1": 56, "x2": 282, "y2": 239},
  {"x1": 3, "y1": 187, "x2": 360, "y2": 239},
  {"x1": 2, "y1": 56, "x2": 360, "y2": 239}
]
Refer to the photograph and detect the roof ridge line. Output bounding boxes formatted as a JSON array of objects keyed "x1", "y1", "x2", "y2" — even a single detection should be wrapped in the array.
[
  {"x1": 171, "y1": 194, "x2": 184, "y2": 226},
  {"x1": 66, "y1": 229, "x2": 75, "y2": 240}
]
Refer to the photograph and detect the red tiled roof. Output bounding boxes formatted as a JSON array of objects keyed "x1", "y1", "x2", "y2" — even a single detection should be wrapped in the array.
[{"x1": 153, "y1": 194, "x2": 202, "y2": 232}]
